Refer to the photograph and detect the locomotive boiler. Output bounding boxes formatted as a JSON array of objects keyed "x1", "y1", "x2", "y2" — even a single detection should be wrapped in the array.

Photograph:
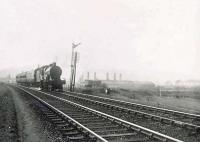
[{"x1": 16, "y1": 62, "x2": 65, "y2": 91}]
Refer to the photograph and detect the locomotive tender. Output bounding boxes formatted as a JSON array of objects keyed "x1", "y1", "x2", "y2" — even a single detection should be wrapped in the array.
[{"x1": 16, "y1": 62, "x2": 65, "y2": 91}]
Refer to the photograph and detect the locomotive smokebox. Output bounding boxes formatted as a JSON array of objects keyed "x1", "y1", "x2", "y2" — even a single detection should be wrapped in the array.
[{"x1": 50, "y1": 65, "x2": 62, "y2": 80}]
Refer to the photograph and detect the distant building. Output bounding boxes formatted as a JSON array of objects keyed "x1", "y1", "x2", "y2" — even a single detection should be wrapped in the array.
[
  {"x1": 164, "y1": 81, "x2": 174, "y2": 86},
  {"x1": 79, "y1": 72, "x2": 155, "y2": 90},
  {"x1": 79, "y1": 79, "x2": 155, "y2": 91},
  {"x1": 80, "y1": 80, "x2": 103, "y2": 88},
  {"x1": 175, "y1": 80, "x2": 200, "y2": 87},
  {"x1": 101, "y1": 80, "x2": 155, "y2": 90}
]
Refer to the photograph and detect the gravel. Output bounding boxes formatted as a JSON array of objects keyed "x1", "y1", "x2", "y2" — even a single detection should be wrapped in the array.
[
  {"x1": 0, "y1": 83, "x2": 64, "y2": 142},
  {"x1": 0, "y1": 83, "x2": 18, "y2": 142}
]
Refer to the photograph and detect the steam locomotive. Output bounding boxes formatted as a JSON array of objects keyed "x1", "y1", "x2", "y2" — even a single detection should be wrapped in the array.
[{"x1": 16, "y1": 62, "x2": 65, "y2": 91}]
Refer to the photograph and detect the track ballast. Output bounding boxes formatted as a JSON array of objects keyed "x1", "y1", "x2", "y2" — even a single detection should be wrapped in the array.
[{"x1": 12, "y1": 85, "x2": 184, "y2": 142}]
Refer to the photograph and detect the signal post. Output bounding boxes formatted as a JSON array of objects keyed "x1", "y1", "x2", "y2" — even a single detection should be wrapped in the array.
[{"x1": 69, "y1": 42, "x2": 80, "y2": 92}]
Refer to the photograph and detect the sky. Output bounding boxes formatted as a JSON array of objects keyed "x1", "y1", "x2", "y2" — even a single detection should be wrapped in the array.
[{"x1": 0, "y1": 0, "x2": 199, "y2": 83}]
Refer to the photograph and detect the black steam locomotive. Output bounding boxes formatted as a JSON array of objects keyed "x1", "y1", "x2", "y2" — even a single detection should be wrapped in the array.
[{"x1": 16, "y1": 63, "x2": 65, "y2": 91}]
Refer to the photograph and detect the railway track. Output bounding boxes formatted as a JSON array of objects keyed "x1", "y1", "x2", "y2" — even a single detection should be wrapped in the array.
[
  {"x1": 38, "y1": 90, "x2": 200, "y2": 142},
  {"x1": 65, "y1": 91, "x2": 200, "y2": 126},
  {"x1": 13, "y1": 85, "x2": 183, "y2": 142}
]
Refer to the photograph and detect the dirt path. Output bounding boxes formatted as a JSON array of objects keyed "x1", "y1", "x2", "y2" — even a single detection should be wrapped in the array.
[{"x1": 0, "y1": 83, "x2": 63, "y2": 142}]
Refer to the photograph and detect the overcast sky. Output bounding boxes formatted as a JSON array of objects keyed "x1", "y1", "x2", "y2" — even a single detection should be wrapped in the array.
[{"x1": 0, "y1": 0, "x2": 199, "y2": 82}]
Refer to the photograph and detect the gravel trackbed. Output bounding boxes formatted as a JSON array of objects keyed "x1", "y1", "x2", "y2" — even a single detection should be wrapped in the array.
[{"x1": 0, "y1": 83, "x2": 63, "y2": 142}]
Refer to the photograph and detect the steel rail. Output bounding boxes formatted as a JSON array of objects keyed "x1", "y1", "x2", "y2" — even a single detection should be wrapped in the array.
[
  {"x1": 65, "y1": 91, "x2": 200, "y2": 119},
  {"x1": 22, "y1": 86, "x2": 183, "y2": 142},
  {"x1": 16, "y1": 86, "x2": 108, "y2": 142},
  {"x1": 56, "y1": 91, "x2": 200, "y2": 131}
]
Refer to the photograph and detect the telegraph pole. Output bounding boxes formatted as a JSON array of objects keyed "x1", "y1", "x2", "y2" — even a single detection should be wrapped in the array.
[{"x1": 69, "y1": 42, "x2": 81, "y2": 92}]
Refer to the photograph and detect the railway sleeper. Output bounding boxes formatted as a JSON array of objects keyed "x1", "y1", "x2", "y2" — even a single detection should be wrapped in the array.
[
  {"x1": 52, "y1": 120, "x2": 67, "y2": 124},
  {"x1": 59, "y1": 127, "x2": 76, "y2": 132},
  {"x1": 74, "y1": 117, "x2": 100, "y2": 121},
  {"x1": 122, "y1": 123, "x2": 130, "y2": 128},
  {"x1": 44, "y1": 113, "x2": 59, "y2": 118},
  {"x1": 87, "y1": 125, "x2": 119, "y2": 130},
  {"x1": 58, "y1": 108, "x2": 77, "y2": 112},
  {"x1": 161, "y1": 119, "x2": 171, "y2": 125},
  {"x1": 183, "y1": 124, "x2": 196, "y2": 130},
  {"x1": 152, "y1": 135, "x2": 167, "y2": 142},
  {"x1": 51, "y1": 118, "x2": 63, "y2": 121},
  {"x1": 42, "y1": 109, "x2": 54, "y2": 113},
  {"x1": 104, "y1": 137, "x2": 148, "y2": 142},
  {"x1": 64, "y1": 111, "x2": 85, "y2": 114},
  {"x1": 152, "y1": 116, "x2": 161, "y2": 121},
  {"x1": 76, "y1": 119, "x2": 107, "y2": 124},
  {"x1": 56, "y1": 124, "x2": 70, "y2": 128},
  {"x1": 81, "y1": 121, "x2": 112, "y2": 126},
  {"x1": 116, "y1": 138, "x2": 150, "y2": 142},
  {"x1": 84, "y1": 123, "x2": 114, "y2": 127},
  {"x1": 45, "y1": 113, "x2": 57, "y2": 116},
  {"x1": 130, "y1": 111, "x2": 137, "y2": 116},
  {"x1": 47, "y1": 116, "x2": 60, "y2": 119},
  {"x1": 69, "y1": 114, "x2": 95, "y2": 118},
  {"x1": 101, "y1": 132, "x2": 137, "y2": 139},
  {"x1": 140, "y1": 130, "x2": 153, "y2": 138},
  {"x1": 143, "y1": 114, "x2": 150, "y2": 119},
  {"x1": 130, "y1": 126, "x2": 141, "y2": 132},
  {"x1": 63, "y1": 132, "x2": 82, "y2": 137},
  {"x1": 74, "y1": 117, "x2": 102, "y2": 122},
  {"x1": 94, "y1": 129, "x2": 130, "y2": 135},
  {"x1": 44, "y1": 112, "x2": 55, "y2": 115},
  {"x1": 134, "y1": 113, "x2": 144, "y2": 118},
  {"x1": 70, "y1": 136, "x2": 97, "y2": 142},
  {"x1": 173, "y1": 121, "x2": 187, "y2": 128},
  {"x1": 77, "y1": 118, "x2": 106, "y2": 123},
  {"x1": 108, "y1": 118, "x2": 114, "y2": 122},
  {"x1": 63, "y1": 130, "x2": 97, "y2": 142}
]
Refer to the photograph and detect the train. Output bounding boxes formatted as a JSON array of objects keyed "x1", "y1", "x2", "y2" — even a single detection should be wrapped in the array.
[{"x1": 16, "y1": 62, "x2": 65, "y2": 91}]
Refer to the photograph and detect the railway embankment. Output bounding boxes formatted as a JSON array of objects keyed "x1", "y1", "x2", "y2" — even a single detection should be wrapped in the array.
[
  {"x1": 0, "y1": 83, "x2": 62, "y2": 142},
  {"x1": 0, "y1": 83, "x2": 18, "y2": 142}
]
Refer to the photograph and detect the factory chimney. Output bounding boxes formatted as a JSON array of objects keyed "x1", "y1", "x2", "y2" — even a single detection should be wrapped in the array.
[
  {"x1": 106, "y1": 72, "x2": 109, "y2": 80},
  {"x1": 87, "y1": 72, "x2": 90, "y2": 80},
  {"x1": 119, "y1": 73, "x2": 122, "y2": 81},
  {"x1": 114, "y1": 73, "x2": 116, "y2": 81},
  {"x1": 94, "y1": 72, "x2": 97, "y2": 80}
]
